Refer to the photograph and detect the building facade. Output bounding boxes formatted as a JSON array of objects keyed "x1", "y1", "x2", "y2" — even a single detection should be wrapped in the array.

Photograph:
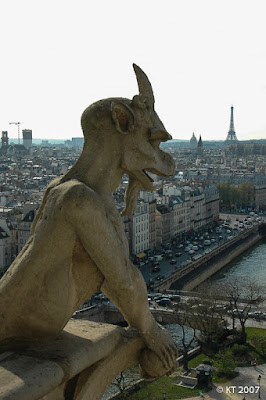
[{"x1": 130, "y1": 202, "x2": 149, "y2": 255}]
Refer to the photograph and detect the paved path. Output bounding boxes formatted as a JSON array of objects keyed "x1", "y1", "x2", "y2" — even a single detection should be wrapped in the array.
[{"x1": 182, "y1": 364, "x2": 266, "y2": 399}]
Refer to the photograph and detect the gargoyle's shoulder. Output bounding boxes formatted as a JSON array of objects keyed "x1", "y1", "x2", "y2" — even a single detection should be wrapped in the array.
[{"x1": 54, "y1": 179, "x2": 101, "y2": 207}]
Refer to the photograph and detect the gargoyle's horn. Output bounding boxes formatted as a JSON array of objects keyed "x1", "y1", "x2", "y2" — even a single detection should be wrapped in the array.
[{"x1": 133, "y1": 64, "x2": 155, "y2": 105}]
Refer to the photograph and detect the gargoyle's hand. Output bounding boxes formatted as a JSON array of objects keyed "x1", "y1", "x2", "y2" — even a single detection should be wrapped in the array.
[{"x1": 139, "y1": 322, "x2": 177, "y2": 378}]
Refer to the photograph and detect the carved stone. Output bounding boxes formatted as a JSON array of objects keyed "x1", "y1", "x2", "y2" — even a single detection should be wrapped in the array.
[{"x1": 0, "y1": 65, "x2": 177, "y2": 390}]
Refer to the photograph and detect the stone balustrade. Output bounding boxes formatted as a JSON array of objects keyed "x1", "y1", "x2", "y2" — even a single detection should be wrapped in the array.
[{"x1": 0, "y1": 319, "x2": 144, "y2": 400}]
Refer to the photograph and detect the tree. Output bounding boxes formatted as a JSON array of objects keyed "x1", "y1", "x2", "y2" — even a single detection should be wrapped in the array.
[
  {"x1": 216, "y1": 181, "x2": 255, "y2": 210},
  {"x1": 229, "y1": 185, "x2": 239, "y2": 211},
  {"x1": 221, "y1": 278, "x2": 264, "y2": 344},
  {"x1": 214, "y1": 348, "x2": 237, "y2": 378},
  {"x1": 111, "y1": 368, "x2": 139, "y2": 399},
  {"x1": 190, "y1": 283, "x2": 227, "y2": 351},
  {"x1": 172, "y1": 304, "x2": 197, "y2": 370}
]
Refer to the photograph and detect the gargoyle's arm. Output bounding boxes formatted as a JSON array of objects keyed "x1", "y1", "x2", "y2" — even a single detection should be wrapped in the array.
[
  {"x1": 66, "y1": 184, "x2": 154, "y2": 334},
  {"x1": 66, "y1": 184, "x2": 177, "y2": 372}
]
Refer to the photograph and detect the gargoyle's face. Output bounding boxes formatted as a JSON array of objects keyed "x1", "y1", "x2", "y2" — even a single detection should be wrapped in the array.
[
  {"x1": 109, "y1": 64, "x2": 176, "y2": 216},
  {"x1": 120, "y1": 102, "x2": 175, "y2": 192}
]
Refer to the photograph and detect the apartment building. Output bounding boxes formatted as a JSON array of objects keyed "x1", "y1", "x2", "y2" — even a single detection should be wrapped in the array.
[
  {"x1": 130, "y1": 202, "x2": 149, "y2": 255},
  {"x1": 156, "y1": 205, "x2": 171, "y2": 246},
  {"x1": 204, "y1": 185, "x2": 220, "y2": 223},
  {"x1": 0, "y1": 227, "x2": 11, "y2": 274},
  {"x1": 139, "y1": 191, "x2": 156, "y2": 251},
  {"x1": 17, "y1": 210, "x2": 36, "y2": 254}
]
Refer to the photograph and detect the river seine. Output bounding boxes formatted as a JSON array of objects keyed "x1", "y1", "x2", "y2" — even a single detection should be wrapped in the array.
[
  {"x1": 167, "y1": 238, "x2": 266, "y2": 350},
  {"x1": 103, "y1": 240, "x2": 266, "y2": 399},
  {"x1": 206, "y1": 238, "x2": 266, "y2": 288}
]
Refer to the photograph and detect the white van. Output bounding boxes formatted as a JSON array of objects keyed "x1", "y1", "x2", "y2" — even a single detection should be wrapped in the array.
[{"x1": 154, "y1": 255, "x2": 163, "y2": 261}]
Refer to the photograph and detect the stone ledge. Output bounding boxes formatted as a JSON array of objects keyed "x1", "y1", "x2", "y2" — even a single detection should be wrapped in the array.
[{"x1": 0, "y1": 319, "x2": 144, "y2": 400}]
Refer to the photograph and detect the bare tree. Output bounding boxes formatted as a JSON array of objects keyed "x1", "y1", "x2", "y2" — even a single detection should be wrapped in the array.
[
  {"x1": 172, "y1": 305, "x2": 197, "y2": 370},
  {"x1": 190, "y1": 283, "x2": 227, "y2": 350},
  {"x1": 221, "y1": 277, "x2": 264, "y2": 344},
  {"x1": 111, "y1": 368, "x2": 139, "y2": 399}
]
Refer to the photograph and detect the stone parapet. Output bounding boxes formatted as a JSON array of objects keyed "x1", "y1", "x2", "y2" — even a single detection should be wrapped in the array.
[{"x1": 0, "y1": 319, "x2": 144, "y2": 400}]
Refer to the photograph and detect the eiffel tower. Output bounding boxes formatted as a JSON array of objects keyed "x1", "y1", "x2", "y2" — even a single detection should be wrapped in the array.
[{"x1": 226, "y1": 106, "x2": 238, "y2": 141}]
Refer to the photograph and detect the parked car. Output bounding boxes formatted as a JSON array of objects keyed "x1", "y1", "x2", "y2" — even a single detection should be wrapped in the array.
[
  {"x1": 152, "y1": 261, "x2": 160, "y2": 267},
  {"x1": 154, "y1": 255, "x2": 163, "y2": 261},
  {"x1": 156, "y1": 298, "x2": 172, "y2": 307},
  {"x1": 169, "y1": 294, "x2": 181, "y2": 302}
]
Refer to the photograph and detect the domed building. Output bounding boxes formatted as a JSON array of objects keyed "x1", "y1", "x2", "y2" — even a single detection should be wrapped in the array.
[{"x1": 190, "y1": 132, "x2": 198, "y2": 148}]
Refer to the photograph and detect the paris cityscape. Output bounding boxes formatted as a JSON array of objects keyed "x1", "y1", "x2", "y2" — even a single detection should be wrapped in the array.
[
  {"x1": 1, "y1": 1, "x2": 266, "y2": 399},
  {"x1": 0, "y1": 106, "x2": 266, "y2": 272},
  {"x1": 1, "y1": 103, "x2": 266, "y2": 399}
]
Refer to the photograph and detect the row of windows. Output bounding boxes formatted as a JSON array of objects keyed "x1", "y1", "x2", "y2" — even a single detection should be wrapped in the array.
[
  {"x1": 135, "y1": 243, "x2": 148, "y2": 254},
  {"x1": 135, "y1": 222, "x2": 149, "y2": 233},
  {"x1": 134, "y1": 214, "x2": 149, "y2": 223},
  {"x1": 18, "y1": 231, "x2": 29, "y2": 237},
  {"x1": 135, "y1": 234, "x2": 149, "y2": 243}
]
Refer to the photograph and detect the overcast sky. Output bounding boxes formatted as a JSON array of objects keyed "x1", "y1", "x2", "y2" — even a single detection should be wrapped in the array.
[{"x1": 1, "y1": 0, "x2": 266, "y2": 142}]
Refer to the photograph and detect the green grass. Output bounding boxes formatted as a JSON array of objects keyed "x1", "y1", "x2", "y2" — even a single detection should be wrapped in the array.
[
  {"x1": 120, "y1": 376, "x2": 207, "y2": 400},
  {"x1": 122, "y1": 329, "x2": 266, "y2": 399},
  {"x1": 188, "y1": 353, "x2": 211, "y2": 368},
  {"x1": 213, "y1": 371, "x2": 239, "y2": 383},
  {"x1": 246, "y1": 327, "x2": 266, "y2": 364},
  {"x1": 246, "y1": 327, "x2": 266, "y2": 340}
]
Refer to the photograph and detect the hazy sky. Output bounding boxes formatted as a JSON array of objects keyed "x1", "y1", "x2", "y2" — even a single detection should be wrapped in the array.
[{"x1": 1, "y1": 0, "x2": 266, "y2": 141}]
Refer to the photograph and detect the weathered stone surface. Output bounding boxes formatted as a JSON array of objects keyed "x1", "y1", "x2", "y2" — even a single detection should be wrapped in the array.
[
  {"x1": 0, "y1": 320, "x2": 144, "y2": 400},
  {"x1": 0, "y1": 65, "x2": 177, "y2": 384}
]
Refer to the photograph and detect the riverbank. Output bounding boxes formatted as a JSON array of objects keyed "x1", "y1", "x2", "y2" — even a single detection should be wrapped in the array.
[
  {"x1": 155, "y1": 224, "x2": 264, "y2": 291},
  {"x1": 183, "y1": 231, "x2": 262, "y2": 291}
]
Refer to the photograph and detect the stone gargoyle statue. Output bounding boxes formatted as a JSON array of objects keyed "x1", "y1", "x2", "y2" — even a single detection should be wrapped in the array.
[{"x1": 0, "y1": 64, "x2": 177, "y2": 378}]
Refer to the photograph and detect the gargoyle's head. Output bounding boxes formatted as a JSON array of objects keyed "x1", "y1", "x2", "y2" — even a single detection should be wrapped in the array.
[{"x1": 81, "y1": 64, "x2": 175, "y2": 215}]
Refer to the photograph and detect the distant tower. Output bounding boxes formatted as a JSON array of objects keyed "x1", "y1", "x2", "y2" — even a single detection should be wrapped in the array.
[
  {"x1": 1, "y1": 131, "x2": 8, "y2": 147},
  {"x1": 22, "y1": 129, "x2": 32, "y2": 149},
  {"x1": 226, "y1": 106, "x2": 238, "y2": 142},
  {"x1": 190, "y1": 132, "x2": 198, "y2": 148},
  {"x1": 197, "y1": 135, "x2": 203, "y2": 155}
]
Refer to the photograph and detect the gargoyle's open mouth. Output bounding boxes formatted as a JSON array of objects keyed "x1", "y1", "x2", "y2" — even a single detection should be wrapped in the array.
[{"x1": 143, "y1": 170, "x2": 154, "y2": 183}]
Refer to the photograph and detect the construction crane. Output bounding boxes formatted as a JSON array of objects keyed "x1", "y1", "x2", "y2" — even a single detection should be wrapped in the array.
[{"x1": 9, "y1": 122, "x2": 22, "y2": 144}]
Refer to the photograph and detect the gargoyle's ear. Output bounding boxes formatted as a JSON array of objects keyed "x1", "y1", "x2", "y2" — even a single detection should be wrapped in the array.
[{"x1": 111, "y1": 102, "x2": 135, "y2": 134}]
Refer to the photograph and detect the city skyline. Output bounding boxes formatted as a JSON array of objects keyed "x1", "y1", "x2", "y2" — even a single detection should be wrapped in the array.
[{"x1": 1, "y1": 1, "x2": 266, "y2": 142}]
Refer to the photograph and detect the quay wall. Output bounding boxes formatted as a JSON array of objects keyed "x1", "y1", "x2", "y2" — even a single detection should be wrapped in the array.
[
  {"x1": 155, "y1": 225, "x2": 263, "y2": 291},
  {"x1": 182, "y1": 232, "x2": 261, "y2": 291}
]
